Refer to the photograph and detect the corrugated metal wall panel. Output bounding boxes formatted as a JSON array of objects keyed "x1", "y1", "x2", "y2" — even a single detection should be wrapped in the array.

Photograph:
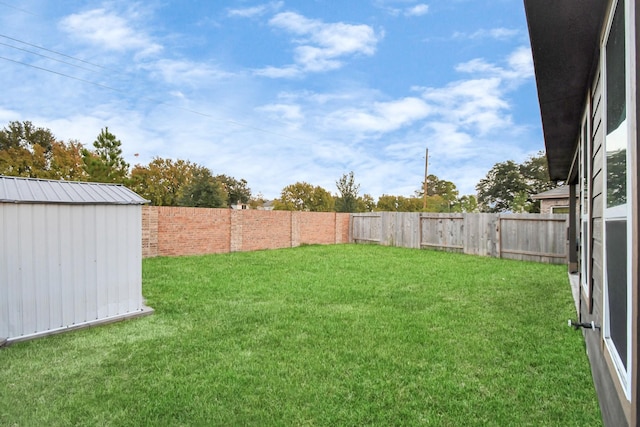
[
  {"x1": 0, "y1": 205, "x2": 9, "y2": 338},
  {"x1": 0, "y1": 202, "x2": 145, "y2": 342}
]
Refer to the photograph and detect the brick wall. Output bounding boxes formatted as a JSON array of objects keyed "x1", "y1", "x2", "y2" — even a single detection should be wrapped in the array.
[
  {"x1": 142, "y1": 206, "x2": 351, "y2": 258},
  {"x1": 141, "y1": 206, "x2": 158, "y2": 258}
]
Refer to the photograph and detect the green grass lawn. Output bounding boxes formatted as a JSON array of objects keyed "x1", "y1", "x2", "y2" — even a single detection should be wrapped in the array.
[{"x1": 1, "y1": 244, "x2": 601, "y2": 426}]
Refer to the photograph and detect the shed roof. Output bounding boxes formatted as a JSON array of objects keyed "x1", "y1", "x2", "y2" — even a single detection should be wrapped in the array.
[
  {"x1": 523, "y1": 0, "x2": 607, "y2": 181},
  {"x1": 0, "y1": 176, "x2": 148, "y2": 205}
]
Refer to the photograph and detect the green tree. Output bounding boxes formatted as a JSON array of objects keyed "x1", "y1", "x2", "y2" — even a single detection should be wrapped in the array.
[
  {"x1": 0, "y1": 120, "x2": 54, "y2": 152},
  {"x1": 510, "y1": 191, "x2": 532, "y2": 213},
  {"x1": 335, "y1": 171, "x2": 360, "y2": 213},
  {"x1": 130, "y1": 157, "x2": 197, "y2": 206},
  {"x1": 476, "y1": 152, "x2": 556, "y2": 213},
  {"x1": 178, "y1": 166, "x2": 226, "y2": 208},
  {"x1": 356, "y1": 194, "x2": 376, "y2": 212},
  {"x1": 273, "y1": 182, "x2": 335, "y2": 211},
  {"x1": 82, "y1": 127, "x2": 129, "y2": 183},
  {"x1": 476, "y1": 160, "x2": 529, "y2": 212},
  {"x1": 0, "y1": 121, "x2": 56, "y2": 177},
  {"x1": 216, "y1": 174, "x2": 252, "y2": 207},
  {"x1": 453, "y1": 195, "x2": 479, "y2": 213},
  {"x1": 45, "y1": 140, "x2": 87, "y2": 181},
  {"x1": 376, "y1": 195, "x2": 423, "y2": 212},
  {"x1": 416, "y1": 174, "x2": 459, "y2": 211}
]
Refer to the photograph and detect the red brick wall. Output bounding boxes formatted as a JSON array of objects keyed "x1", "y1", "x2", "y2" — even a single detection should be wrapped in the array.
[
  {"x1": 142, "y1": 205, "x2": 159, "y2": 258},
  {"x1": 296, "y1": 212, "x2": 347, "y2": 245},
  {"x1": 142, "y1": 206, "x2": 351, "y2": 258},
  {"x1": 156, "y1": 207, "x2": 232, "y2": 257},
  {"x1": 237, "y1": 210, "x2": 293, "y2": 252}
]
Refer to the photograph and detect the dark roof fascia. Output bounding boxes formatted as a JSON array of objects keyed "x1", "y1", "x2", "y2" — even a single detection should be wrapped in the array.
[{"x1": 523, "y1": 0, "x2": 607, "y2": 181}]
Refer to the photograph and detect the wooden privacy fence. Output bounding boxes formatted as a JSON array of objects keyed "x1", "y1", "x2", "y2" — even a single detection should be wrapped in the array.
[{"x1": 351, "y1": 212, "x2": 569, "y2": 264}]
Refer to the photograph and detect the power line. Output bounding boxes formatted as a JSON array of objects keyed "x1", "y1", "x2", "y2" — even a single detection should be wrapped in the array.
[
  {"x1": 0, "y1": 1, "x2": 37, "y2": 16},
  {"x1": 0, "y1": 55, "x2": 306, "y2": 142},
  {"x1": 0, "y1": 34, "x2": 111, "y2": 71},
  {"x1": 0, "y1": 41, "x2": 102, "y2": 73}
]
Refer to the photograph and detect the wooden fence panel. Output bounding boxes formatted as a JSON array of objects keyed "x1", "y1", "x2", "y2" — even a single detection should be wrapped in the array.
[
  {"x1": 498, "y1": 214, "x2": 568, "y2": 263},
  {"x1": 463, "y1": 213, "x2": 499, "y2": 257},
  {"x1": 420, "y1": 214, "x2": 464, "y2": 253},
  {"x1": 351, "y1": 212, "x2": 568, "y2": 264},
  {"x1": 351, "y1": 214, "x2": 382, "y2": 244}
]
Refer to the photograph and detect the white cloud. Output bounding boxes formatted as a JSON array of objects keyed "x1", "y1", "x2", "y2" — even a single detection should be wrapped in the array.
[
  {"x1": 141, "y1": 59, "x2": 234, "y2": 86},
  {"x1": 421, "y1": 77, "x2": 511, "y2": 136},
  {"x1": 326, "y1": 97, "x2": 432, "y2": 134},
  {"x1": 455, "y1": 46, "x2": 533, "y2": 82},
  {"x1": 256, "y1": 103, "x2": 304, "y2": 131},
  {"x1": 405, "y1": 4, "x2": 429, "y2": 17},
  {"x1": 227, "y1": 1, "x2": 284, "y2": 18},
  {"x1": 507, "y1": 46, "x2": 534, "y2": 79},
  {"x1": 59, "y1": 8, "x2": 162, "y2": 57},
  {"x1": 256, "y1": 12, "x2": 382, "y2": 77},
  {"x1": 453, "y1": 27, "x2": 519, "y2": 41},
  {"x1": 254, "y1": 65, "x2": 301, "y2": 78}
]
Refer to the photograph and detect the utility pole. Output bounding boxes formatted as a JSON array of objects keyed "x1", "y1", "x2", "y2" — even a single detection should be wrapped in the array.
[{"x1": 422, "y1": 147, "x2": 429, "y2": 210}]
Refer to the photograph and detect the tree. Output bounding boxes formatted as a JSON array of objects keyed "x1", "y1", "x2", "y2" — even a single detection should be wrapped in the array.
[
  {"x1": 356, "y1": 194, "x2": 376, "y2": 212},
  {"x1": 376, "y1": 195, "x2": 423, "y2": 212},
  {"x1": 416, "y1": 174, "x2": 459, "y2": 211},
  {"x1": 0, "y1": 120, "x2": 54, "y2": 152},
  {"x1": 335, "y1": 171, "x2": 360, "y2": 213},
  {"x1": 178, "y1": 166, "x2": 226, "y2": 208},
  {"x1": 273, "y1": 182, "x2": 335, "y2": 211},
  {"x1": 82, "y1": 127, "x2": 129, "y2": 183},
  {"x1": 454, "y1": 195, "x2": 479, "y2": 213},
  {"x1": 216, "y1": 174, "x2": 252, "y2": 207},
  {"x1": 476, "y1": 152, "x2": 557, "y2": 213},
  {"x1": 45, "y1": 140, "x2": 87, "y2": 181},
  {"x1": 476, "y1": 160, "x2": 529, "y2": 212},
  {"x1": 249, "y1": 193, "x2": 267, "y2": 210},
  {"x1": 130, "y1": 157, "x2": 197, "y2": 206},
  {"x1": 0, "y1": 121, "x2": 56, "y2": 177}
]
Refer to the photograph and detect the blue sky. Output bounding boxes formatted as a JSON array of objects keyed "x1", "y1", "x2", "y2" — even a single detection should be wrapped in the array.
[{"x1": 0, "y1": 0, "x2": 542, "y2": 199}]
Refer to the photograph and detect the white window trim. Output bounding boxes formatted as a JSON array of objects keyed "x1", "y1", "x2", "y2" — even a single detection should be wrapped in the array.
[
  {"x1": 580, "y1": 105, "x2": 591, "y2": 296},
  {"x1": 601, "y1": 0, "x2": 634, "y2": 401}
]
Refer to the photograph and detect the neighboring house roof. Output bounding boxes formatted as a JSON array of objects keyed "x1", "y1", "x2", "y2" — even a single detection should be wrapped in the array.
[
  {"x1": 531, "y1": 186, "x2": 576, "y2": 200},
  {"x1": 523, "y1": 0, "x2": 607, "y2": 181},
  {"x1": 0, "y1": 175, "x2": 148, "y2": 205}
]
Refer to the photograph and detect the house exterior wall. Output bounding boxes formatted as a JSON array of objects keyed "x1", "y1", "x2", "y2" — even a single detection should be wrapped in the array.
[
  {"x1": 572, "y1": 2, "x2": 639, "y2": 424},
  {"x1": 0, "y1": 203, "x2": 144, "y2": 343},
  {"x1": 577, "y1": 66, "x2": 629, "y2": 426},
  {"x1": 539, "y1": 198, "x2": 571, "y2": 214}
]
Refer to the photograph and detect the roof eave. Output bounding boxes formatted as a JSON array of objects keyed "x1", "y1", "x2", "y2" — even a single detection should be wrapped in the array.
[{"x1": 523, "y1": 0, "x2": 607, "y2": 181}]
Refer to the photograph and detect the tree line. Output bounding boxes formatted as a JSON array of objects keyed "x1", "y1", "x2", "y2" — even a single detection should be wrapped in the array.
[
  {"x1": 0, "y1": 121, "x2": 250, "y2": 208},
  {"x1": 0, "y1": 121, "x2": 557, "y2": 213}
]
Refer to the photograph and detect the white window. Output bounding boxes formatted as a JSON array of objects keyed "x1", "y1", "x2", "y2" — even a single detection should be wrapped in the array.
[{"x1": 602, "y1": 0, "x2": 633, "y2": 399}]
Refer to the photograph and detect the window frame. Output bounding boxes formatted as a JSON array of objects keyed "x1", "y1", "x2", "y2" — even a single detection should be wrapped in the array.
[
  {"x1": 601, "y1": 0, "x2": 634, "y2": 400},
  {"x1": 579, "y1": 106, "x2": 591, "y2": 297}
]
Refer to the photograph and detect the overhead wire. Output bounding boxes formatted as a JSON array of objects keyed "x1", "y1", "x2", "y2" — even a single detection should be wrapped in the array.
[
  {"x1": 0, "y1": 55, "x2": 306, "y2": 142},
  {"x1": 0, "y1": 41, "x2": 103, "y2": 73},
  {"x1": 0, "y1": 34, "x2": 112, "y2": 71},
  {"x1": 0, "y1": 1, "x2": 37, "y2": 16},
  {"x1": 0, "y1": 4, "x2": 310, "y2": 142}
]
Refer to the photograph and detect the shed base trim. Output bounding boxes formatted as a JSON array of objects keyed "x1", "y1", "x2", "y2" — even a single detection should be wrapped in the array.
[{"x1": 3, "y1": 306, "x2": 154, "y2": 346}]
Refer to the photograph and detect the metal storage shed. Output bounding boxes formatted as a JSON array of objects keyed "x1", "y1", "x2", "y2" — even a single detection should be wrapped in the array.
[{"x1": 0, "y1": 176, "x2": 152, "y2": 344}]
